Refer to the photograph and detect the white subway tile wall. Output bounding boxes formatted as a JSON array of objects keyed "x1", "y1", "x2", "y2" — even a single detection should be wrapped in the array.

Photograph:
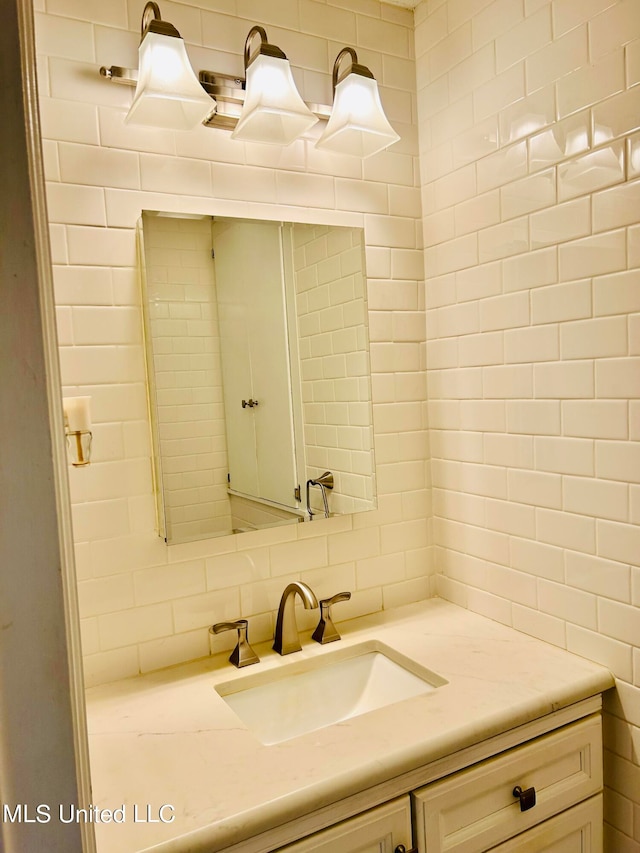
[
  {"x1": 141, "y1": 214, "x2": 233, "y2": 543},
  {"x1": 36, "y1": 0, "x2": 429, "y2": 686},
  {"x1": 292, "y1": 223, "x2": 377, "y2": 514},
  {"x1": 415, "y1": 0, "x2": 639, "y2": 848}
]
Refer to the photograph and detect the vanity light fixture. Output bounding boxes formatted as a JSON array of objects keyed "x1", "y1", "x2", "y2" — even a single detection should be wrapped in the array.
[
  {"x1": 99, "y1": 10, "x2": 399, "y2": 156},
  {"x1": 117, "y1": 1, "x2": 214, "y2": 130},
  {"x1": 316, "y1": 48, "x2": 400, "y2": 159},
  {"x1": 230, "y1": 26, "x2": 318, "y2": 145}
]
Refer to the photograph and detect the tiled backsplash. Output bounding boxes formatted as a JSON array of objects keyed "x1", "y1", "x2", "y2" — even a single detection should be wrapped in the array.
[
  {"x1": 37, "y1": 0, "x2": 430, "y2": 688},
  {"x1": 415, "y1": 0, "x2": 639, "y2": 848}
]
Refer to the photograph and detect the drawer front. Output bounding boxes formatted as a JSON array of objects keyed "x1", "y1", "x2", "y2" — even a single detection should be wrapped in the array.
[
  {"x1": 412, "y1": 715, "x2": 602, "y2": 853},
  {"x1": 275, "y1": 795, "x2": 413, "y2": 853},
  {"x1": 489, "y1": 795, "x2": 603, "y2": 853}
]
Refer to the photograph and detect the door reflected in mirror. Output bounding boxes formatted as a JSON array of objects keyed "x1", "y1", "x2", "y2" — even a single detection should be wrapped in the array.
[{"x1": 139, "y1": 212, "x2": 377, "y2": 544}]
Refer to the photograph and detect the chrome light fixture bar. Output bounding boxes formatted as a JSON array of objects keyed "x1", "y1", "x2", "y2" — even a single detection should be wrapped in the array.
[
  {"x1": 100, "y1": 6, "x2": 399, "y2": 155},
  {"x1": 101, "y1": 67, "x2": 330, "y2": 132}
]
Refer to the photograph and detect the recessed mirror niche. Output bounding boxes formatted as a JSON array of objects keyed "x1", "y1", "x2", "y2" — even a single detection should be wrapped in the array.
[{"x1": 138, "y1": 212, "x2": 377, "y2": 544}]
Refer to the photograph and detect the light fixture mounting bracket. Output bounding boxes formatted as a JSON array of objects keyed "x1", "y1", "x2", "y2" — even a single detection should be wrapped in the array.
[
  {"x1": 243, "y1": 25, "x2": 287, "y2": 68},
  {"x1": 140, "y1": 1, "x2": 180, "y2": 40},
  {"x1": 332, "y1": 47, "x2": 375, "y2": 92}
]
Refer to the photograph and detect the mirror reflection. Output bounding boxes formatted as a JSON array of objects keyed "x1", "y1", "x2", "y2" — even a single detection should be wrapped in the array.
[{"x1": 139, "y1": 212, "x2": 376, "y2": 544}]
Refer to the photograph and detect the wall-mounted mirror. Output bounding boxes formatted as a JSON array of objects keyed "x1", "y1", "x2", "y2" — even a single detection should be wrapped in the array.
[{"x1": 138, "y1": 212, "x2": 377, "y2": 544}]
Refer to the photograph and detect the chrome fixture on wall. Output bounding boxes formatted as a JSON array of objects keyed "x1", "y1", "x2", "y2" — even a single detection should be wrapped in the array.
[
  {"x1": 100, "y1": 2, "x2": 398, "y2": 156},
  {"x1": 306, "y1": 471, "x2": 334, "y2": 520},
  {"x1": 63, "y1": 396, "x2": 92, "y2": 466}
]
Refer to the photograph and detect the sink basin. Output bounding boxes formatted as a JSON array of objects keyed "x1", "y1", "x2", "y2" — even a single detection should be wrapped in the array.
[{"x1": 215, "y1": 640, "x2": 447, "y2": 745}]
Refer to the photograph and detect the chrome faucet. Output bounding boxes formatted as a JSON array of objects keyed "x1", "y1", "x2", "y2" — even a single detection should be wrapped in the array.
[{"x1": 273, "y1": 582, "x2": 318, "y2": 655}]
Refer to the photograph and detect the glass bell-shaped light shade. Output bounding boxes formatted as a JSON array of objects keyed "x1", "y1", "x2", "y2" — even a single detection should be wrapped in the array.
[
  {"x1": 231, "y1": 52, "x2": 318, "y2": 145},
  {"x1": 316, "y1": 71, "x2": 400, "y2": 159},
  {"x1": 126, "y1": 29, "x2": 213, "y2": 130}
]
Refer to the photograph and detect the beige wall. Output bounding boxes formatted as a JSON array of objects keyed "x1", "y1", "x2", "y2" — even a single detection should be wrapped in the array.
[
  {"x1": 414, "y1": 0, "x2": 640, "y2": 848},
  {"x1": 35, "y1": 0, "x2": 430, "y2": 688}
]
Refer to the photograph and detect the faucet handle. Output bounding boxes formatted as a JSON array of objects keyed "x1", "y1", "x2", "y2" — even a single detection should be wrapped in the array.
[
  {"x1": 210, "y1": 619, "x2": 260, "y2": 668},
  {"x1": 312, "y1": 591, "x2": 351, "y2": 644}
]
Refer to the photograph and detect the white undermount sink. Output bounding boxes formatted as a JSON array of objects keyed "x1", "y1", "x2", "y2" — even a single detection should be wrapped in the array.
[{"x1": 215, "y1": 640, "x2": 447, "y2": 745}]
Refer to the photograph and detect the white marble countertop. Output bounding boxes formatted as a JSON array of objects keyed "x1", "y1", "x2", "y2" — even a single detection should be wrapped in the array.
[{"x1": 85, "y1": 599, "x2": 614, "y2": 853}]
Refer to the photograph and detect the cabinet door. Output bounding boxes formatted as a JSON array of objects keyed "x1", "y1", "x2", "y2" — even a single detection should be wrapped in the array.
[
  {"x1": 489, "y1": 795, "x2": 603, "y2": 852},
  {"x1": 275, "y1": 796, "x2": 412, "y2": 853}
]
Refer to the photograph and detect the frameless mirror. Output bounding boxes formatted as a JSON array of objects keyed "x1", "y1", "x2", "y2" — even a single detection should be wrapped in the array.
[{"x1": 138, "y1": 212, "x2": 377, "y2": 544}]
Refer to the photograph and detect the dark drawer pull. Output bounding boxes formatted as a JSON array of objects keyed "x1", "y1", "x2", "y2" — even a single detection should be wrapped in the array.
[
  {"x1": 394, "y1": 846, "x2": 418, "y2": 853},
  {"x1": 513, "y1": 785, "x2": 536, "y2": 811}
]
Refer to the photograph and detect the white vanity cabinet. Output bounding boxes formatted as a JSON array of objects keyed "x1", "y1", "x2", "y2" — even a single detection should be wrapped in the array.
[{"x1": 273, "y1": 712, "x2": 603, "y2": 853}]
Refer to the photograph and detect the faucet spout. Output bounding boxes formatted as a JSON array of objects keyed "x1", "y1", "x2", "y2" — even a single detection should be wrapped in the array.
[{"x1": 273, "y1": 582, "x2": 318, "y2": 655}]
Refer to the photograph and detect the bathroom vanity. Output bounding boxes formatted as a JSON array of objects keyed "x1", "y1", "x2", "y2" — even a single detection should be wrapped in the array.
[{"x1": 85, "y1": 600, "x2": 613, "y2": 853}]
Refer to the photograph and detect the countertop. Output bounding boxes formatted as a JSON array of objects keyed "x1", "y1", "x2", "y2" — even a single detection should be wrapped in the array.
[{"x1": 85, "y1": 599, "x2": 614, "y2": 853}]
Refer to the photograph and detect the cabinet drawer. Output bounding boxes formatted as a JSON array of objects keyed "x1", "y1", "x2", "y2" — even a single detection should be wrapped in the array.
[
  {"x1": 275, "y1": 795, "x2": 413, "y2": 853},
  {"x1": 412, "y1": 715, "x2": 602, "y2": 853},
  {"x1": 489, "y1": 795, "x2": 603, "y2": 852}
]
